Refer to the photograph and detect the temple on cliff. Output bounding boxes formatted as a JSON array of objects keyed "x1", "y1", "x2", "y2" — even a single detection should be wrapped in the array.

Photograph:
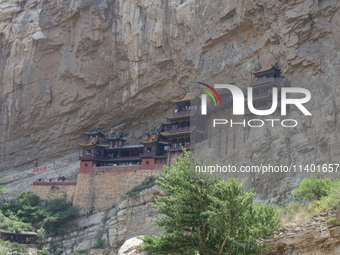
[
  {"x1": 78, "y1": 92, "x2": 201, "y2": 173},
  {"x1": 78, "y1": 66, "x2": 289, "y2": 173},
  {"x1": 32, "y1": 65, "x2": 291, "y2": 212},
  {"x1": 248, "y1": 65, "x2": 290, "y2": 113}
]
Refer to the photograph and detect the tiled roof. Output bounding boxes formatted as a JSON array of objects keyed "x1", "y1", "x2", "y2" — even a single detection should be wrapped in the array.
[
  {"x1": 172, "y1": 92, "x2": 198, "y2": 103},
  {"x1": 140, "y1": 134, "x2": 158, "y2": 143},
  {"x1": 161, "y1": 130, "x2": 191, "y2": 137},
  {"x1": 79, "y1": 137, "x2": 98, "y2": 146}
]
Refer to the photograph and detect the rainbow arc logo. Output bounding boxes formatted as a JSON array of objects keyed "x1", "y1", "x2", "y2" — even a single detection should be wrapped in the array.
[{"x1": 197, "y1": 82, "x2": 223, "y2": 106}]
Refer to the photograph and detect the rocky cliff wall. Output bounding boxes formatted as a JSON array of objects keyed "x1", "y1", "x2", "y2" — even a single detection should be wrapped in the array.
[
  {"x1": 47, "y1": 186, "x2": 163, "y2": 255},
  {"x1": 31, "y1": 181, "x2": 76, "y2": 201},
  {"x1": 2, "y1": 152, "x2": 79, "y2": 198},
  {"x1": 47, "y1": 186, "x2": 340, "y2": 255},
  {"x1": 266, "y1": 210, "x2": 340, "y2": 255},
  {"x1": 73, "y1": 168, "x2": 161, "y2": 212},
  {"x1": 1, "y1": 0, "x2": 339, "y2": 175}
]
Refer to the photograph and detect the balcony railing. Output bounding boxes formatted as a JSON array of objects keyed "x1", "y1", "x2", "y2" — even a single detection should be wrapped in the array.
[
  {"x1": 80, "y1": 155, "x2": 141, "y2": 160},
  {"x1": 173, "y1": 109, "x2": 197, "y2": 116},
  {"x1": 168, "y1": 144, "x2": 192, "y2": 152},
  {"x1": 166, "y1": 126, "x2": 191, "y2": 133},
  {"x1": 140, "y1": 152, "x2": 156, "y2": 158},
  {"x1": 104, "y1": 155, "x2": 141, "y2": 160},
  {"x1": 164, "y1": 124, "x2": 195, "y2": 132},
  {"x1": 79, "y1": 155, "x2": 104, "y2": 161},
  {"x1": 140, "y1": 152, "x2": 167, "y2": 158},
  {"x1": 250, "y1": 78, "x2": 284, "y2": 87}
]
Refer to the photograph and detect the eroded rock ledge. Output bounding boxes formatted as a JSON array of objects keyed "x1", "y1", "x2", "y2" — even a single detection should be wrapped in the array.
[{"x1": 47, "y1": 186, "x2": 339, "y2": 255}]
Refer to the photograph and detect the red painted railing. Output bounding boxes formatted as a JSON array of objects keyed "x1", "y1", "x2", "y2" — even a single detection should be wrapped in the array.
[{"x1": 33, "y1": 182, "x2": 77, "y2": 186}]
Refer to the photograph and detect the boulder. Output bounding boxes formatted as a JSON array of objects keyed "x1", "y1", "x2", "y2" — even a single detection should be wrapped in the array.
[{"x1": 117, "y1": 237, "x2": 148, "y2": 255}]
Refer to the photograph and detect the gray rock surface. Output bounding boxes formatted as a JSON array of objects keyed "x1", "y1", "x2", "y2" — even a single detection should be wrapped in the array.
[
  {"x1": 47, "y1": 186, "x2": 162, "y2": 255},
  {"x1": 1, "y1": 0, "x2": 339, "y2": 175},
  {"x1": 1, "y1": 0, "x2": 340, "y2": 252},
  {"x1": 117, "y1": 237, "x2": 147, "y2": 255}
]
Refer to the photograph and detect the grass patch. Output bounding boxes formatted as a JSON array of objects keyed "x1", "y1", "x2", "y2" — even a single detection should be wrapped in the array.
[
  {"x1": 278, "y1": 201, "x2": 311, "y2": 224},
  {"x1": 279, "y1": 176, "x2": 340, "y2": 224},
  {"x1": 74, "y1": 249, "x2": 90, "y2": 254},
  {"x1": 93, "y1": 230, "x2": 106, "y2": 248},
  {"x1": 328, "y1": 217, "x2": 340, "y2": 227},
  {"x1": 126, "y1": 176, "x2": 158, "y2": 196}
]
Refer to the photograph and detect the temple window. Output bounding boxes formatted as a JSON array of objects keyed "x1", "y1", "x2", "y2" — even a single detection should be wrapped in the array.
[{"x1": 86, "y1": 150, "x2": 92, "y2": 156}]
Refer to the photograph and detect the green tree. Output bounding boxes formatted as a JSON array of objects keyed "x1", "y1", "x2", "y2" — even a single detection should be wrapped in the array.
[
  {"x1": 0, "y1": 240, "x2": 28, "y2": 255},
  {"x1": 140, "y1": 152, "x2": 279, "y2": 255},
  {"x1": 293, "y1": 174, "x2": 335, "y2": 201},
  {"x1": 0, "y1": 212, "x2": 33, "y2": 232},
  {"x1": 42, "y1": 198, "x2": 79, "y2": 235},
  {"x1": 0, "y1": 192, "x2": 45, "y2": 228}
]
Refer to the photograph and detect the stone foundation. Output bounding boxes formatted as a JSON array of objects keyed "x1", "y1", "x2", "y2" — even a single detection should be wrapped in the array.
[
  {"x1": 73, "y1": 167, "x2": 161, "y2": 213},
  {"x1": 31, "y1": 166, "x2": 162, "y2": 213},
  {"x1": 31, "y1": 182, "x2": 76, "y2": 201}
]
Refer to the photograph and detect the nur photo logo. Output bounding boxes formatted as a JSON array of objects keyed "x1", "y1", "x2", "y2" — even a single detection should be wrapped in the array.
[
  {"x1": 197, "y1": 82, "x2": 223, "y2": 114},
  {"x1": 197, "y1": 81, "x2": 312, "y2": 128}
]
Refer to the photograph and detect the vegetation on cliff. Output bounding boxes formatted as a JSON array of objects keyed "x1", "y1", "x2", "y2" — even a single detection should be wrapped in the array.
[
  {"x1": 0, "y1": 180, "x2": 80, "y2": 254},
  {"x1": 0, "y1": 193, "x2": 79, "y2": 236},
  {"x1": 0, "y1": 192, "x2": 44, "y2": 229},
  {"x1": 279, "y1": 174, "x2": 340, "y2": 223},
  {"x1": 126, "y1": 176, "x2": 158, "y2": 196},
  {"x1": 140, "y1": 152, "x2": 280, "y2": 255}
]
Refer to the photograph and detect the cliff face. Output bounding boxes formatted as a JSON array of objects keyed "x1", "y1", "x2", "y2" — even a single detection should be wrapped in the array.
[
  {"x1": 266, "y1": 210, "x2": 340, "y2": 255},
  {"x1": 47, "y1": 187, "x2": 340, "y2": 255},
  {"x1": 47, "y1": 186, "x2": 163, "y2": 255},
  {"x1": 1, "y1": 0, "x2": 339, "y2": 173}
]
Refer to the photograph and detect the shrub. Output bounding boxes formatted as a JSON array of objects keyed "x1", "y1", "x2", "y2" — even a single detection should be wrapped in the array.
[
  {"x1": 141, "y1": 152, "x2": 280, "y2": 255},
  {"x1": 0, "y1": 240, "x2": 28, "y2": 255},
  {"x1": 293, "y1": 175, "x2": 335, "y2": 201},
  {"x1": 307, "y1": 181, "x2": 340, "y2": 214},
  {"x1": 74, "y1": 249, "x2": 90, "y2": 254},
  {"x1": 43, "y1": 198, "x2": 79, "y2": 235},
  {"x1": 0, "y1": 212, "x2": 33, "y2": 232},
  {"x1": 328, "y1": 217, "x2": 340, "y2": 227},
  {"x1": 279, "y1": 176, "x2": 339, "y2": 222},
  {"x1": 38, "y1": 245, "x2": 50, "y2": 255},
  {"x1": 323, "y1": 179, "x2": 340, "y2": 210},
  {"x1": 93, "y1": 230, "x2": 106, "y2": 248},
  {"x1": 0, "y1": 192, "x2": 45, "y2": 228},
  {"x1": 277, "y1": 201, "x2": 304, "y2": 220},
  {"x1": 126, "y1": 176, "x2": 158, "y2": 196}
]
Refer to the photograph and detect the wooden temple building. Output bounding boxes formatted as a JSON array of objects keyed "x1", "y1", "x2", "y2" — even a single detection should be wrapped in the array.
[
  {"x1": 0, "y1": 230, "x2": 38, "y2": 244},
  {"x1": 78, "y1": 66, "x2": 289, "y2": 173},
  {"x1": 30, "y1": 65, "x2": 294, "y2": 214},
  {"x1": 161, "y1": 93, "x2": 196, "y2": 152},
  {"x1": 248, "y1": 65, "x2": 290, "y2": 113},
  {"x1": 78, "y1": 93, "x2": 205, "y2": 172},
  {"x1": 160, "y1": 92, "x2": 207, "y2": 164},
  {"x1": 139, "y1": 128, "x2": 168, "y2": 169}
]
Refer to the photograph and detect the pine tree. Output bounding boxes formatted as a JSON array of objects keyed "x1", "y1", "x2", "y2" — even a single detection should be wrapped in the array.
[{"x1": 140, "y1": 152, "x2": 279, "y2": 255}]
